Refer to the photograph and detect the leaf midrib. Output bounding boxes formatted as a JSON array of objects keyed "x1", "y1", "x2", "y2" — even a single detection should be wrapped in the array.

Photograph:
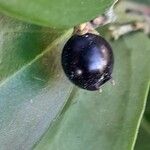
[{"x1": 0, "y1": 29, "x2": 72, "y2": 87}]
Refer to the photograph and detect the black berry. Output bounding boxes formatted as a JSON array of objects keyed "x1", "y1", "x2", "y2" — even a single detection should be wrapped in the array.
[{"x1": 61, "y1": 33, "x2": 114, "y2": 91}]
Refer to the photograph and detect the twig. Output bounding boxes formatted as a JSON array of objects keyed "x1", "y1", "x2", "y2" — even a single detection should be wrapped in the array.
[
  {"x1": 109, "y1": 21, "x2": 149, "y2": 40},
  {"x1": 73, "y1": 0, "x2": 119, "y2": 35},
  {"x1": 109, "y1": 1, "x2": 150, "y2": 39}
]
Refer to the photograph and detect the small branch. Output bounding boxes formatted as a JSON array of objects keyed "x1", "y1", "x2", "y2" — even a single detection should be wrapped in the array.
[
  {"x1": 74, "y1": 0, "x2": 119, "y2": 35},
  {"x1": 74, "y1": 0, "x2": 150, "y2": 39},
  {"x1": 109, "y1": 21, "x2": 149, "y2": 40},
  {"x1": 109, "y1": 1, "x2": 150, "y2": 40}
]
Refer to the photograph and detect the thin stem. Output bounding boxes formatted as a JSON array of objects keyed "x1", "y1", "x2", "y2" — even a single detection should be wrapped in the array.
[
  {"x1": 109, "y1": 21, "x2": 149, "y2": 40},
  {"x1": 74, "y1": 0, "x2": 119, "y2": 35}
]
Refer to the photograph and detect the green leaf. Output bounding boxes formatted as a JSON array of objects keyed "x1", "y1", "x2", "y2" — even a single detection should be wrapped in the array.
[
  {"x1": 135, "y1": 120, "x2": 150, "y2": 150},
  {"x1": 0, "y1": 1, "x2": 150, "y2": 150},
  {"x1": 0, "y1": 14, "x2": 64, "y2": 82},
  {"x1": 0, "y1": 0, "x2": 113, "y2": 29},
  {"x1": 0, "y1": 14, "x2": 74, "y2": 149},
  {"x1": 135, "y1": 91, "x2": 150, "y2": 150},
  {"x1": 144, "y1": 92, "x2": 150, "y2": 124},
  {"x1": 34, "y1": 32, "x2": 150, "y2": 150}
]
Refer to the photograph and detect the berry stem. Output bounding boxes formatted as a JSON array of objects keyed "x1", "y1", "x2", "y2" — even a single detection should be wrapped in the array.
[
  {"x1": 73, "y1": 0, "x2": 119, "y2": 35},
  {"x1": 74, "y1": 0, "x2": 150, "y2": 38}
]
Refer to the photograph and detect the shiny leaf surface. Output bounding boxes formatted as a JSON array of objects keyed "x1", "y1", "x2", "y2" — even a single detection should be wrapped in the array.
[
  {"x1": 34, "y1": 32, "x2": 150, "y2": 150},
  {"x1": 0, "y1": 0, "x2": 113, "y2": 28},
  {"x1": 0, "y1": 14, "x2": 73, "y2": 149}
]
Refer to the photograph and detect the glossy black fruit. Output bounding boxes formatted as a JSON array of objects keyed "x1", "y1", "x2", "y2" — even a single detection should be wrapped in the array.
[{"x1": 61, "y1": 33, "x2": 114, "y2": 91}]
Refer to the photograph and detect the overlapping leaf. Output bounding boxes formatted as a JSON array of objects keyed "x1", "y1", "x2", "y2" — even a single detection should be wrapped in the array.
[
  {"x1": 0, "y1": 14, "x2": 74, "y2": 149},
  {"x1": 0, "y1": 0, "x2": 113, "y2": 28},
  {"x1": 0, "y1": 1, "x2": 149, "y2": 150},
  {"x1": 34, "y1": 32, "x2": 150, "y2": 150}
]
